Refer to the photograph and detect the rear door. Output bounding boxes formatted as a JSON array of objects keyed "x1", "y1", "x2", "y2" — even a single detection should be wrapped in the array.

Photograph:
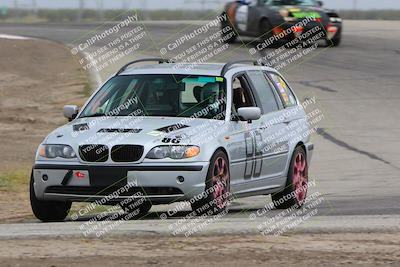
[
  {"x1": 246, "y1": 70, "x2": 290, "y2": 184},
  {"x1": 267, "y1": 71, "x2": 305, "y2": 152}
]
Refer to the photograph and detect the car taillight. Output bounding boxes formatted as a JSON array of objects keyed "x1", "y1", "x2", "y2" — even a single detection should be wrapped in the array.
[
  {"x1": 293, "y1": 26, "x2": 303, "y2": 33},
  {"x1": 272, "y1": 27, "x2": 285, "y2": 35},
  {"x1": 327, "y1": 24, "x2": 338, "y2": 33}
]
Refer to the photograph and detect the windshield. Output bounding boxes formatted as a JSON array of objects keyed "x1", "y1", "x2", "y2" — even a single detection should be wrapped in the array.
[
  {"x1": 79, "y1": 74, "x2": 226, "y2": 120},
  {"x1": 264, "y1": 0, "x2": 317, "y2": 6}
]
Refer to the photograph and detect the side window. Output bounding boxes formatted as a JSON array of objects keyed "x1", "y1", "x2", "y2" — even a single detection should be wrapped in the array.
[
  {"x1": 232, "y1": 74, "x2": 255, "y2": 113},
  {"x1": 269, "y1": 73, "x2": 297, "y2": 107},
  {"x1": 247, "y1": 0, "x2": 258, "y2": 6},
  {"x1": 247, "y1": 70, "x2": 279, "y2": 114}
]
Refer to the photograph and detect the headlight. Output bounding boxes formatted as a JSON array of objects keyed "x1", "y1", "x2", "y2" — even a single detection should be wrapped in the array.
[
  {"x1": 39, "y1": 144, "x2": 77, "y2": 159},
  {"x1": 330, "y1": 17, "x2": 342, "y2": 23},
  {"x1": 284, "y1": 17, "x2": 297, "y2": 22},
  {"x1": 279, "y1": 9, "x2": 289, "y2": 17},
  {"x1": 146, "y1": 146, "x2": 200, "y2": 159}
]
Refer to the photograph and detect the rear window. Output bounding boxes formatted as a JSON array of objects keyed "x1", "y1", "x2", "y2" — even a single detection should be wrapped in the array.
[
  {"x1": 247, "y1": 70, "x2": 279, "y2": 114},
  {"x1": 269, "y1": 73, "x2": 297, "y2": 107}
]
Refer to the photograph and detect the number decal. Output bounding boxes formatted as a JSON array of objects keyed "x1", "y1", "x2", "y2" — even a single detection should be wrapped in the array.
[
  {"x1": 244, "y1": 132, "x2": 254, "y2": 179},
  {"x1": 253, "y1": 131, "x2": 263, "y2": 178},
  {"x1": 243, "y1": 130, "x2": 263, "y2": 179},
  {"x1": 162, "y1": 137, "x2": 181, "y2": 144},
  {"x1": 171, "y1": 138, "x2": 180, "y2": 144}
]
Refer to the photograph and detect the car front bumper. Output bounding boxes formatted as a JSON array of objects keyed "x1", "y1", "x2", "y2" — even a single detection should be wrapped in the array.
[{"x1": 32, "y1": 162, "x2": 209, "y2": 204}]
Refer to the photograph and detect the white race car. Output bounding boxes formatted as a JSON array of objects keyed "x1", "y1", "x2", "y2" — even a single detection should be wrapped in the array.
[{"x1": 30, "y1": 58, "x2": 313, "y2": 222}]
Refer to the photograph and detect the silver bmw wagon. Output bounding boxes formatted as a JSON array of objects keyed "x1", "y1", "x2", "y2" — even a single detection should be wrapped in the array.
[{"x1": 30, "y1": 58, "x2": 313, "y2": 222}]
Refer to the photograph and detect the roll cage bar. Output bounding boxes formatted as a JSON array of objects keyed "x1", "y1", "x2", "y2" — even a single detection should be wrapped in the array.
[
  {"x1": 115, "y1": 58, "x2": 266, "y2": 77},
  {"x1": 116, "y1": 58, "x2": 174, "y2": 75},
  {"x1": 220, "y1": 60, "x2": 265, "y2": 76}
]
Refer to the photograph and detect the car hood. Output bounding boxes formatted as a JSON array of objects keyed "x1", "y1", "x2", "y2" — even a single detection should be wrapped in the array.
[{"x1": 44, "y1": 116, "x2": 224, "y2": 147}]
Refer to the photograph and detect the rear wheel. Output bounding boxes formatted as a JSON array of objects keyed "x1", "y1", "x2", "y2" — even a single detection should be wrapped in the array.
[
  {"x1": 272, "y1": 146, "x2": 308, "y2": 209},
  {"x1": 191, "y1": 150, "x2": 230, "y2": 215},
  {"x1": 326, "y1": 29, "x2": 342, "y2": 47},
  {"x1": 259, "y1": 19, "x2": 273, "y2": 42},
  {"x1": 30, "y1": 172, "x2": 71, "y2": 222},
  {"x1": 328, "y1": 36, "x2": 341, "y2": 47}
]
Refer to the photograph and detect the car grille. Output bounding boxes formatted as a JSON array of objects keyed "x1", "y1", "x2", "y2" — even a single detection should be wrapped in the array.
[
  {"x1": 79, "y1": 145, "x2": 109, "y2": 162},
  {"x1": 111, "y1": 145, "x2": 144, "y2": 162}
]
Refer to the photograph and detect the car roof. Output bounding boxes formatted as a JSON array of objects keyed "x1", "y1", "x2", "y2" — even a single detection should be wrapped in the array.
[{"x1": 119, "y1": 62, "x2": 276, "y2": 77}]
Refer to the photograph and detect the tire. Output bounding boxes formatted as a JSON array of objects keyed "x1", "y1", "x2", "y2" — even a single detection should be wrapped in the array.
[
  {"x1": 119, "y1": 199, "x2": 152, "y2": 219},
  {"x1": 326, "y1": 29, "x2": 342, "y2": 47},
  {"x1": 191, "y1": 150, "x2": 230, "y2": 215},
  {"x1": 329, "y1": 36, "x2": 341, "y2": 47},
  {"x1": 259, "y1": 19, "x2": 273, "y2": 42},
  {"x1": 30, "y1": 172, "x2": 71, "y2": 222},
  {"x1": 272, "y1": 146, "x2": 309, "y2": 209}
]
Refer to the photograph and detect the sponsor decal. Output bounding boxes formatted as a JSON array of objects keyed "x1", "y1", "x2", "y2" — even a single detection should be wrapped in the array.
[
  {"x1": 156, "y1": 124, "x2": 190, "y2": 134},
  {"x1": 292, "y1": 11, "x2": 321, "y2": 19},
  {"x1": 182, "y1": 77, "x2": 225, "y2": 83},
  {"x1": 147, "y1": 124, "x2": 190, "y2": 137},
  {"x1": 97, "y1": 128, "x2": 142, "y2": 133}
]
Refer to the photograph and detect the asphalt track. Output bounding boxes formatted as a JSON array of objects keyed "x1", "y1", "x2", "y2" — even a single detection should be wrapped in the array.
[{"x1": 0, "y1": 20, "x2": 399, "y2": 237}]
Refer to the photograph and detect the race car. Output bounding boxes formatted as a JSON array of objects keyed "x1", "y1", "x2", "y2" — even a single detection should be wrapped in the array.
[
  {"x1": 30, "y1": 58, "x2": 313, "y2": 222},
  {"x1": 221, "y1": 0, "x2": 342, "y2": 46}
]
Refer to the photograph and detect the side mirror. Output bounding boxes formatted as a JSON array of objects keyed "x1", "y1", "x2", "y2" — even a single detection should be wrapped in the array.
[
  {"x1": 63, "y1": 105, "x2": 79, "y2": 121},
  {"x1": 237, "y1": 107, "x2": 261, "y2": 122},
  {"x1": 317, "y1": 1, "x2": 323, "y2": 7}
]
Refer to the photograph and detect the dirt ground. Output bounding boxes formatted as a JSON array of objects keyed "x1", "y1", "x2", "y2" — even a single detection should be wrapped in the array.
[
  {"x1": 0, "y1": 232, "x2": 399, "y2": 267},
  {"x1": 0, "y1": 38, "x2": 88, "y2": 222},
  {"x1": 0, "y1": 38, "x2": 87, "y2": 171}
]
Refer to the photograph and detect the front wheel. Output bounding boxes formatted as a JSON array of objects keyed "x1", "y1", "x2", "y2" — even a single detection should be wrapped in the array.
[
  {"x1": 328, "y1": 36, "x2": 341, "y2": 47},
  {"x1": 191, "y1": 150, "x2": 230, "y2": 215},
  {"x1": 272, "y1": 146, "x2": 308, "y2": 209},
  {"x1": 259, "y1": 19, "x2": 273, "y2": 42},
  {"x1": 30, "y1": 172, "x2": 71, "y2": 222}
]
